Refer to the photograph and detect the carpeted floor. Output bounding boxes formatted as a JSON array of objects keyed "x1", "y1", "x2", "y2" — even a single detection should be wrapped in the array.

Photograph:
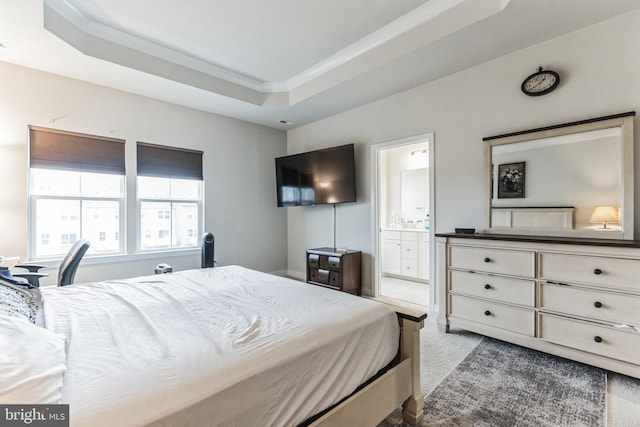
[{"x1": 379, "y1": 337, "x2": 605, "y2": 427}]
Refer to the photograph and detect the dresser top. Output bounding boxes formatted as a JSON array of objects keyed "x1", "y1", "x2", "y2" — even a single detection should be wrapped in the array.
[{"x1": 435, "y1": 232, "x2": 640, "y2": 248}]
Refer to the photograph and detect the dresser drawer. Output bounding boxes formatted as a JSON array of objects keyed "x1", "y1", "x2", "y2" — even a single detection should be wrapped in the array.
[
  {"x1": 539, "y1": 283, "x2": 640, "y2": 325},
  {"x1": 449, "y1": 294, "x2": 534, "y2": 336},
  {"x1": 539, "y1": 253, "x2": 640, "y2": 292},
  {"x1": 402, "y1": 240, "x2": 418, "y2": 259},
  {"x1": 539, "y1": 313, "x2": 640, "y2": 365},
  {"x1": 450, "y1": 270, "x2": 535, "y2": 307},
  {"x1": 401, "y1": 258, "x2": 418, "y2": 277},
  {"x1": 449, "y1": 245, "x2": 535, "y2": 278},
  {"x1": 402, "y1": 231, "x2": 418, "y2": 242},
  {"x1": 384, "y1": 231, "x2": 402, "y2": 240}
]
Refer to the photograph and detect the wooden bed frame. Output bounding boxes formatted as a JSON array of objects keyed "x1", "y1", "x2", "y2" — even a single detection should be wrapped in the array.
[{"x1": 310, "y1": 296, "x2": 427, "y2": 427}]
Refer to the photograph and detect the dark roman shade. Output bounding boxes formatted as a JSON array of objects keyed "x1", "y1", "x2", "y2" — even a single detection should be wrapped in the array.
[
  {"x1": 137, "y1": 142, "x2": 203, "y2": 180},
  {"x1": 29, "y1": 126, "x2": 125, "y2": 175}
]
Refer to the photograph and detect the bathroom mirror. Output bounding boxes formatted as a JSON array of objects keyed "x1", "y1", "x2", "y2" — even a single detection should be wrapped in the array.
[
  {"x1": 484, "y1": 112, "x2": 635, "y2": 239},
  {"x1": 401, "y1": 168, "x2": 429, "y2": 222}
]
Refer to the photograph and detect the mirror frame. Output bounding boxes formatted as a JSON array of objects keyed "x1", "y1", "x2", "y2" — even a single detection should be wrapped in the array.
[{"x1": 483, "y1": 111, "x2": 635, "y2": 240}]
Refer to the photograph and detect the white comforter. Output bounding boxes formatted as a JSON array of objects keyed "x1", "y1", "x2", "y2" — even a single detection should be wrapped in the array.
[{"x1": 42, "y1": 266, "x2": 399, "y2": 427}]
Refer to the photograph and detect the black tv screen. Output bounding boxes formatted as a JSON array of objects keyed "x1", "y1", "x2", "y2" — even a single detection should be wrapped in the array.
[{"x1": 275, "y1": 144, "x2": 356, "y2": 207}]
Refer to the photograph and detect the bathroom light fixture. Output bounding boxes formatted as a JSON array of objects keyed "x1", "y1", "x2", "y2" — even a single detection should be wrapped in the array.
[{"x1": 589, "y1": 206, "x2": 619, "y2": 229}]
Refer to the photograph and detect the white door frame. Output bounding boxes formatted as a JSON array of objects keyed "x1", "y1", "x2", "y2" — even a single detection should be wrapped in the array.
[{"x1": 370, "y1": 133, "x2": 436, "y2": 313}]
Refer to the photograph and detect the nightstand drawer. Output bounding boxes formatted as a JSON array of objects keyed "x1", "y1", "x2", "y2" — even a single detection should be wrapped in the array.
[
  {"x1": 309, "y1": 268, "x2": 330, "y2": 285},
  {"x1": 327, "y1": 256, "x2": 341, "y2": 270},
  {"x1": 539, "y1": 283, "x2": 640, "y2": 325},
  {"x1": 539, "y1": 314, "x2": 640, "y2": 365},
  {"x1": 329, "y1": 271, "x2": 341, "y2": 288},
  {"x1": 450, "y1": 245, "x2": 535, "y2": 278},
  {"x1": 449, "y1": 294, "x2": 534, "y2": 336},
  {"x1": 540, "y1": 253, "x2": 640, "y2": 291},
  {"x1": 450, "y1": 270, "x2": 534, "y2": 307},
  {"x1": 308, "y1": 254, "x2": 320, "y2": 268}
]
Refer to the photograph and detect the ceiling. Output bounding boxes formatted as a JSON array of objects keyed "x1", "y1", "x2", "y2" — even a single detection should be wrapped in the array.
[{"x1": 1, "y1": 0, "x2": 639, "y2": 129}]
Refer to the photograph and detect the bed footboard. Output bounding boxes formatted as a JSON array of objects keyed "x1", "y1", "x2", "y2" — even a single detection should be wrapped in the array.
[{"x1": 310, "y1": 297, "x2": 426, "y2": 427}]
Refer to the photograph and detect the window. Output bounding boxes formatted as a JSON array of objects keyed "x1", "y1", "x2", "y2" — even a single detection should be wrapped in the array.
[
  {"x1": 137, "y1": 143, "x2": 203, "y2": 251},
  {"x1": 29, "y1": 127, "x2": 125, "y2": 258}
]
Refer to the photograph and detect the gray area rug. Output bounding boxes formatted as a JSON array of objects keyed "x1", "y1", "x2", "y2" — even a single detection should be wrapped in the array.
[{"x1": 379, "y1": 337, "x2": 606, "y2": 427}]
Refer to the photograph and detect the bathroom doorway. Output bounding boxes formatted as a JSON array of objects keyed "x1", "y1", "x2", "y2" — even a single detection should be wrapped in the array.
[{"x1": 371, "y1": 134, "x2": 435, "y2": 313}]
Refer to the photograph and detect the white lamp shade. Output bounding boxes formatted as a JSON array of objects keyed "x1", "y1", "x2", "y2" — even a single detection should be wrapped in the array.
[{"x1": 589, "y1": 206, "x2": 619, "y2": 224}]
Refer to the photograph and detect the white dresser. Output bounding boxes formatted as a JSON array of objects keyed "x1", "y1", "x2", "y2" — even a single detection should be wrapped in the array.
[{"x1": 437, "y1": 233, "x2": 640, "y2": 379}]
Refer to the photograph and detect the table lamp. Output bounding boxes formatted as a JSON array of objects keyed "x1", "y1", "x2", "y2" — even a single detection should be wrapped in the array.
[{"x1": 589, "y1": 206, "x2": 619, "y2": 229}]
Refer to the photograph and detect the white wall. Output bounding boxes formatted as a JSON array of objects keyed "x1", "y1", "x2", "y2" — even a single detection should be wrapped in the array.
[
  {"x1": 286, "y1": 10, "x2": 640, "y2": 294},
  {"x1": 0, "y1": 62, "x2": 287, "y2": 284}
]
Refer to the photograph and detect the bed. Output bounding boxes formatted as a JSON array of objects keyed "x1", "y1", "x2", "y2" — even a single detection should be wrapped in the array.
[{"x1": 1, "y1": 265, "x2": 425, "y2": 426}]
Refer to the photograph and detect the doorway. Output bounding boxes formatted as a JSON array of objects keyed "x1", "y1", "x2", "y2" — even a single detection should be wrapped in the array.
[{"x1": 370, "y1": 134, "x2": 435, "y2": 313}]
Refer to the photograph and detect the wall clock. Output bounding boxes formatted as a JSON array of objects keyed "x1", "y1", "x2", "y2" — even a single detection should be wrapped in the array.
[{"x1": 521, "y1": 67, "x2": 560, "y2": 96}]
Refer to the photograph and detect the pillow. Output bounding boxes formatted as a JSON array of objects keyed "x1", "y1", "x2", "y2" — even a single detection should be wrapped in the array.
[
  {"x1": 0, "y1": 314, "x2": 67, "y2": 403},
  {"x1": 0, "y1": 280, "x2": 42, "y2": 324}
]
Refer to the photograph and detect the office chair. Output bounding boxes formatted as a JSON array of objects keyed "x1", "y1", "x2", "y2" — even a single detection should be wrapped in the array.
[{"x1": 14, "y1": 239, "x2": 90, "y2": 287}]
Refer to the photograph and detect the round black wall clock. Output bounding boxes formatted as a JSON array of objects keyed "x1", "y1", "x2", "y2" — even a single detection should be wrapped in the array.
[{"x1": 521, "y1": 67, "x2": 560, "y2": 96}]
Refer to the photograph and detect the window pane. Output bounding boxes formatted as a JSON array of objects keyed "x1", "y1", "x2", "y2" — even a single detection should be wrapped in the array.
[
  {"x1": 140, "y1": 202, "x2": 172, "y2": 249},
  {"x1": 138, "y1": 176, "x2": 201, "y2": 251},
  {"x1": 81, "y1": 173, "x2": 123, "y2": 197},
  {"x1": 172, "y1": 203, "x2": 199, "y2": 247},
  {"x1": 82, "y1": 200, "x2": 120, "y2": 253},
  {"x1": 170, "y1": 179, "x2": 201, "y2": 200},
  {"x1": 138, "y1": 176, "x2": 170, "y2": 199},
  {"x1": 31, "y1": 169, "x2": 80, "y2": 196},
  {"x1": 34, "y1": 199, "x2": 80, "y2": 257}
]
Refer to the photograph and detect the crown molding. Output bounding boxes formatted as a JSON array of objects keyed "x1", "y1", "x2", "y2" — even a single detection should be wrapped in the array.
[{"x1": 43, "y1": 0, "x2": 509, "y2": 106}]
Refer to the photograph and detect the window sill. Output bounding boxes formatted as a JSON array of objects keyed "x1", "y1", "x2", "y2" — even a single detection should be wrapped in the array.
[{"x1": 29, "y1": 248, "x2": 200, "y2": 268}]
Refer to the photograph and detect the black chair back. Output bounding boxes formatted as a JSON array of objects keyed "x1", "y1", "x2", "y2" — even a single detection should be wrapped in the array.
[{"x1": 58, "y1": 240, "x2": 90, "y2": 286}]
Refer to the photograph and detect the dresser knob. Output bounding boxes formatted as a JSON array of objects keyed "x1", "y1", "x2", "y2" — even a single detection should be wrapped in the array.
[
  {"x1": 484, "y1": 310, "x2": 491, "y2": 316},
  {"x1": 593, "y1": 268, "x2": 602, "y2": 275},
  {"x1": 484, "y1": 257, "x2": 491, "y2": 263},
  {"x1": 484, "y1": 284, "x2": 491, "y2": 290},
  {"x1": 594, "y1": 336, "x2": 603, "y2": 343},
  {"x1": 594, "y1": 301, "x2": 603, "y2": 308}
]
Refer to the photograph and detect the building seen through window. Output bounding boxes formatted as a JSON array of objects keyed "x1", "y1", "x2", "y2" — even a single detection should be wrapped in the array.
[{"x1": 31, "y1": 170, "x2": 123, "y2": 258}]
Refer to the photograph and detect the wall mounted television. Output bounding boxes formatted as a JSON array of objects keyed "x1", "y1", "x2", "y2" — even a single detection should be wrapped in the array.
[{"x1": 275, "y1": 143, "x2": 356, "y2": 207}]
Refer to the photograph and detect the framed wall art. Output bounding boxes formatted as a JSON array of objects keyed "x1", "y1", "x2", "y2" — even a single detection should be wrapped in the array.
[{"x1": 498, "y1": 161, "x2": 525, "y2": 199}]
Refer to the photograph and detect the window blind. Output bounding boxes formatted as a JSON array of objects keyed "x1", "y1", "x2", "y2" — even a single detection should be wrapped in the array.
[
  {"x1": 29, "y1": 126, "x2": 125, "y2": 175},
  {"x1": 137, "y1": 142, "x2": 203, "y2": 180}
]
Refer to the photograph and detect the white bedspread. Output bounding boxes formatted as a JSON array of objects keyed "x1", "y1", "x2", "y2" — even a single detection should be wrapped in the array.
[{"x1": 41, "y1": 266, "x2": 399, "y2": 427}]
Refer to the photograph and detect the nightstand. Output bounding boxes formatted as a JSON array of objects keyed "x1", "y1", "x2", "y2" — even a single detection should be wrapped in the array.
[{"x1": 306, "y1": 247, "x2": 361, "y2": 295}]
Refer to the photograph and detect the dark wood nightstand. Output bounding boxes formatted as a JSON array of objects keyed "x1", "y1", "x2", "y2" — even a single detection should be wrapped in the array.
[{"x1": 306, "y1": 247, "x2": 361, "y2": 295}]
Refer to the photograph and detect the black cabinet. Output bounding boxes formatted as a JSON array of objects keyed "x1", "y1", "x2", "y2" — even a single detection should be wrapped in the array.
[{"x1": 306, "y1": 247, "x2": 361, "y2": 295}]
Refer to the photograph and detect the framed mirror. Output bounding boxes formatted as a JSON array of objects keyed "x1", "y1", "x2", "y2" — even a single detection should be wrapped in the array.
[{"x1": 484, "y1": 112, "x2": 635, "y2": 240}]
